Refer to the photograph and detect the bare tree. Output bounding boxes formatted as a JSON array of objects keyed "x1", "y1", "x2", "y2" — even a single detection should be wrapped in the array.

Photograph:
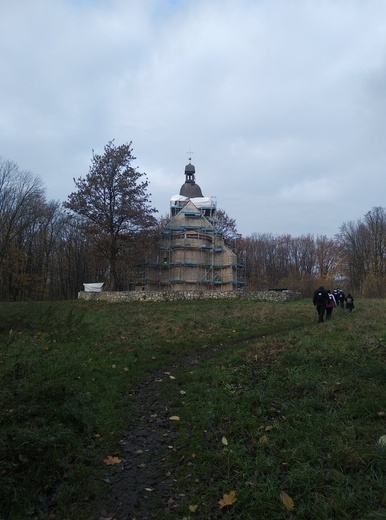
[
  {"x1": 315, "y1": 234, "x2": 338, "y2": 279},
  {"x1": 208, "y1": 208, "x2": 238, "y2": 240},
  {"x1": 0, "y1": 158, "x2": 46, "y2": 300},
  {"x1": 290, "y1": 234, "x2": 315, "y2": 276},
  {"x1": 337, "y1": 219, "x2": 365, "y2": 293}
]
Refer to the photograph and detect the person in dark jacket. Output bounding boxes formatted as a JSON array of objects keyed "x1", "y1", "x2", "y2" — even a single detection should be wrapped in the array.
[
  {"x1": 338, "y1": 289, "x2": 345, "y2": 309},
  {"x1": 345, "y1": 293, "x2": 355, "y2": 313},
  {"x1": 313, "y1": 286, "x2": 328, "y2": 323}
]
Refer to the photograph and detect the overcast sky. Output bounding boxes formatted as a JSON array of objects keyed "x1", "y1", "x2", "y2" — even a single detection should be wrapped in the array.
[{"x1": 1, "y1": 0, "x2": 386, "y2": 238}]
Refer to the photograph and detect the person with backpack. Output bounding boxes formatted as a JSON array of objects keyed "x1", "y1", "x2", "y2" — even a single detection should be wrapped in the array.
[
  {"x1": 325, "y1": 289, "x2": 337, "y2": 320},
  {"x1": 313, "y1": 285, "x2": 329, "y2": 323},
  {"x1": 345, "y1": 293, "x2": 355, "y2": 313}
]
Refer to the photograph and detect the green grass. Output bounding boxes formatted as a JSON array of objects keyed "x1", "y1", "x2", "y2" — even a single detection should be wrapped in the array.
[{"x1": 0, "y1": 298, "x2": 385, "y2": 519}]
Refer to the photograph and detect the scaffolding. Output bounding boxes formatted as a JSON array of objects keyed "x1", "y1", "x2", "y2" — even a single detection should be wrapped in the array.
[{"x1": 145, "y1": 200, "x2": 246, "y2": 292}]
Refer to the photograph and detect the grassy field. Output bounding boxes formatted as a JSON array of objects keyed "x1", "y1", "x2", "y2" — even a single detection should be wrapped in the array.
[{"x1": 0, "y1": 297, "x2": 385, "y2": 519}]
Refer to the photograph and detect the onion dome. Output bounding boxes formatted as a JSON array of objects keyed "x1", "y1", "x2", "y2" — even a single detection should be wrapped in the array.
[{"x1": 179, "y1": 161, "x2": 203, "y2": 198}]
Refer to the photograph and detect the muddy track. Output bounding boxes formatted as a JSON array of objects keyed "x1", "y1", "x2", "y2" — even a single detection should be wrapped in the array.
[{"x1": 95, "y1": 324, "x2": 309, "y2": 519}]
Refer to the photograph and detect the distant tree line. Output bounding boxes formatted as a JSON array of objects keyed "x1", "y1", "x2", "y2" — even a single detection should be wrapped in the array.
[
  {"x1": 233, "y1": 206, "x2": 386, "y2": 298},
  {"x1": 1, "y1": 147, "x2": 385, "y2": 301},
  {"x1": 0, "y1": 143, "x2": 157, "y2": 300}
]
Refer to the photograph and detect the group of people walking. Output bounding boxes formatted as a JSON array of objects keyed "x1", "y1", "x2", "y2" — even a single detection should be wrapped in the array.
[{"x1": 313, "y1": 286, "x2": 355, "y2": 323}]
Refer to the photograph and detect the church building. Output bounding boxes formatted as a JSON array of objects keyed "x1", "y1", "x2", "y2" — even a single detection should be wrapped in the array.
[{"x1": 144, "y1": 161, "x2": 244, "y2": 292}]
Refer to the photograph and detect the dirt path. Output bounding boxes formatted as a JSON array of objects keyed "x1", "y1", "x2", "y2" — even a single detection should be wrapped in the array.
[
  {"x1": 95, "y1": 343, "x2": 242, "y2": 520},
  {"x1": 95, "y1": 320, "x2": 309, "y2": 520}
]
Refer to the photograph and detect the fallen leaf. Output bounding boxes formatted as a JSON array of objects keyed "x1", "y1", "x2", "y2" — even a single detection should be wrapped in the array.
[
  {"x1": 280, "y1": 490, "x2": 295, "y2": 511},
  {"x1": 169, "y1": 416, "x2": 180, "y2": 421},
  {"x1": 189, "y1": 504, "x2": 198, "y2": 512},
  {"x1": 377, "y1": 411, "x2": 385, "y2": 417},
  {"x1": 222, "y1": 436, "x2": 228, "y2": 446},
  {"x1": 377, "y1": 434, "x2": 386, "y2": 447},
  {"x1": 259, "y1": 435, "x2": 268, "y2": 444},
  {"x1": 123, "y1": 367, "x2": 129, "y2": 372},
  {"x1": 265, "y1": 425, "x2": 273, "y2": 431},
  {"x1": 169, "y1": 375, "x2": 176, "y2": 379},
  {"x1": 103, "y1": 456, "x2": 121, "y2": 465},
  {"x1": 218, "y1": 490, "x2": 237, "y2": 509}
]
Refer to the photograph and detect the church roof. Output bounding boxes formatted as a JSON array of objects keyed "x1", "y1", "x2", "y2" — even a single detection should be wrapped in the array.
[
  {"x1": 179, "y1": 161, "x2": 203, "y2": 198},
  {"x1": 179, "y1": 182, "x2": 203, "y2": 198}
]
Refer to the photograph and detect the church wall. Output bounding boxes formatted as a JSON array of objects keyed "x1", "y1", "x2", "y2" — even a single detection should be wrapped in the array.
[
  {"x1": 145, "y1": 200, "x2": 241, "y2": 292},
  {"x1": 144, "y1": 163, "x2": 245, "y2": 292},
  {"x1": 79, "y1": 289, "x2": 301, "y2": 302}
]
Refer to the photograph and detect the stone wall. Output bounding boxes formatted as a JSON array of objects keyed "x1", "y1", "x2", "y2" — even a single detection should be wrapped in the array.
[{"x1": 78, "y1": 289, "x2": 301, "y2": 303}]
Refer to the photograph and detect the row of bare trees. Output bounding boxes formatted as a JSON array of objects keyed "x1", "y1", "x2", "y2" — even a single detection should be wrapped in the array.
[
  {"x1": 235, "y1": 206, "x2": 386, "y2": 297},
  {"x1": 337, "y1": 206, "x2": 386, "y2": 297},
  {"x1": 0, "y1": 156, "x2": 86, "y2": 300},
  {"x1": 0, "y1": 143, "x2": 157, "y2": 300},
  {"x1": 1, "y1": 147, "x2": 385, "y2": 301},
  {"x1": 237, "y1": 233, "x2": 338, "y2": 296}
]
